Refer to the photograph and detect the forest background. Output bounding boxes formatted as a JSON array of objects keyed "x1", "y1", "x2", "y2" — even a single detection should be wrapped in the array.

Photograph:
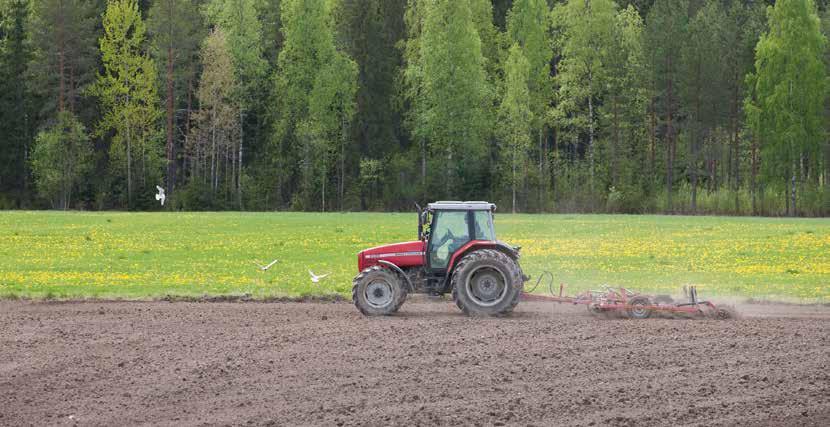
[{"x1": 0, "y1": 0, "x2": 828, "y2": 217}]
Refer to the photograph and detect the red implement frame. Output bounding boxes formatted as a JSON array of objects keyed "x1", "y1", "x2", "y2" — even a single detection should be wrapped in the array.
[{"x1": 521, "y1": 272, "x2": 730, "y2": 319}]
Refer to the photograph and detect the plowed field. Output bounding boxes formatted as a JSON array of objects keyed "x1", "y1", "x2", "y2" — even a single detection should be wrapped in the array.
[{"x1": 1, "y1": 299, "x2": 828, "y2": 426}]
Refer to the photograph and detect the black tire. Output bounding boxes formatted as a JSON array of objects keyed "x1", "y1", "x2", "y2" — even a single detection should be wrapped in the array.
[
  {"x1": 352, "y1": 266, "x2": 407, "y2": 316},
  {"x1": 451, "y1": 249, "x2": 523, "y2": 316},
  {"x1": 452, "y1": 287, "x2": 463, "y2": 310},
  {"x1": 626, "y1": 296, "x2": 652, "y2": 319}
]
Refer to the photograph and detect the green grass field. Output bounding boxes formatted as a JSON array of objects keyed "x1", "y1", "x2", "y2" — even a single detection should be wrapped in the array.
[{"x1": 0, "y1": 211, "x2": 828, "y2": 301}]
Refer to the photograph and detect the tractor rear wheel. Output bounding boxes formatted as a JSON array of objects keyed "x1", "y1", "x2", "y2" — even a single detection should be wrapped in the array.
[
  {"x1": 451, "y1": 249, "x2": 523, "y2": 316},
  {"x1": 352, "y1": 266, "x2": 407, "y2": 316}
]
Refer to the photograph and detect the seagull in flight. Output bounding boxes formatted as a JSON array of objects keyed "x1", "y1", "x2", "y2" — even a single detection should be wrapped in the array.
[
  {"x1": 252, "y1": 259, "x2": 279, "y2": 271},
  {"x1": 309, "y1": 270, "x2": 330, "y2": 283},
  {"x1": 155, "y1": 185, "x2": 166, "y2": 206}
]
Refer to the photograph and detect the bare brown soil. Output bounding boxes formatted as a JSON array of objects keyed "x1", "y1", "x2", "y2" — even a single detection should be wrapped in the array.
[{"x1": 1, "y1": 299, "x2": 828, "y2": 426}]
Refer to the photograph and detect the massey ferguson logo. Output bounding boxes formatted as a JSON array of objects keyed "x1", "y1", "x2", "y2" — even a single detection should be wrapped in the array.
[{"x1": 365, "y1": 251, "x2": 424, "y2": 259}]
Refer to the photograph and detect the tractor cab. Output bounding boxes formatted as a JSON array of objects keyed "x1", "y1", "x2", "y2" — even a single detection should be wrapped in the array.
[{"x1": 418, "y1": 201, "x2": 497, "y2": 271}]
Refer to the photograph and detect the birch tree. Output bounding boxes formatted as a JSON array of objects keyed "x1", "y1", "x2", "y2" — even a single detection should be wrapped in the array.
[
  {"x1": 91, "y1": 0, "x2": 162, "y2": 208},
  {"x1": 416, "y1": 0, "x2": 490, "y2": 198},
  {"x1": 551, "y1": 0, "x2": 616, "y2": 197},
  {"x1": 188, "y1": 27, "x2": 240, "y2": 203},
  {"x1": 507, "y1": 0, "x2": 550, "y2": 208},
  {"x1": 498, "y1": 44, "x2": 532, "y2": 213},
  {"x1": 746, "y1": 0, "x2": 826, "y2": 216}
]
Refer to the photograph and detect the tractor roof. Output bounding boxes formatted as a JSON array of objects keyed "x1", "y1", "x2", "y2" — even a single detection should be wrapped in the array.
[{"x1": 427, "y1": 201, "x2": 496, "y2": 211}]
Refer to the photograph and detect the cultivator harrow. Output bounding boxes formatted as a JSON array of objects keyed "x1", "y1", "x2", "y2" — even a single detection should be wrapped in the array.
[{"x1": 522, "y1": 271, "x2": 734, "y2": 320}]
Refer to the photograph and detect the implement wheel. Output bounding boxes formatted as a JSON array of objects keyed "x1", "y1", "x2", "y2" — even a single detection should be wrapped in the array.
[
  {"x1": 714, "y1": 306, "x2": 735, "y2": 320},
  {"x1": 352, "y1": 266, "x2": 407, "y2": 316},
  {"x1": 627, "y1": 296, "x2": 652, "y2": 319},
  {"x1": 451, "y1": 249, "x2": 523, "y2": 316}
]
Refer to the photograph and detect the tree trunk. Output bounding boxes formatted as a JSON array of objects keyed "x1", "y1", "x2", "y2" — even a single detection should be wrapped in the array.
[
  {"x1": 790, "y1": 166, "x2": 797, "y2": 217},
  {"x1": 588, "y1": 91, "x2": 595, "y2": 200},
  {"x1": 68, "y1": 65, "x2": 76, "y2": 113},
  {"x1": 751, "y1": 135, "x2": 758, "y2": 215},
  {"x1": 691, "y1": 63, "x2": 701, "y2": 214},
  {"x1": 445, "y1": 146, "x2": 452, "y2": 198},
  {"x1": 166, "y1": 46, "x2": 176, "y2": 197},
  {"x1": 340, "y1": 116, "x2": 346, "y2": 211},
  {"x1": 732, "y1": 70, "x2": 740, "y2": 212},
  {"x1": 57, "y1": 7, "x2": 65, "y2": 114},
  {"x1": 238, "y1": 111, "x2": 244, "y2": 209},
  {"x1": 649, "y1": 94, "x2": 656, "y2": 174},
  {"x1": 612, "y1": 95, "x2": 619, "y2": 187},
  {"x1": 538, "y1": 128, "x2": 543, "y2": 211},
  {"x1": 824, "y1": 139, "x2": 830, "y2": 186},
  {"x1": 551, "y1": 128, "x2": 557, "y2": 203},
  {"x1": 211, "y1": 108, "x2": 217, "y2": 194},
  {"x1": 126, "y1": 115, "x2": 132, "y2": 209},
  {"x1": 512, "y1": 144, "x2": 517, "y2": 214},
  {"x1": 421, "y1": 138, "x2": 426, "y2": 201},
  {"x1": 665, "y1": 56, "x2": 674, "y2": 212},
  {"x1": 690, "y1": 130, "x2": 698, "y2": 213}
]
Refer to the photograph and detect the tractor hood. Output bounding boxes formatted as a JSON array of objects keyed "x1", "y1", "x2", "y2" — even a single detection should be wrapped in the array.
[{"x1": 358, "y1": 241, "x2": 425, "y2": 271}]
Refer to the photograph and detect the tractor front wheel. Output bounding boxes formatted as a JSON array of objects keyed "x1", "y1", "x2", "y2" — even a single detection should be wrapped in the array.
[
  {"x1": 352, "y1": 266, "x2": 407, "y2": 316},
  {"x1": 451, "y1": 249, "x2": 523, "y2": 316}
]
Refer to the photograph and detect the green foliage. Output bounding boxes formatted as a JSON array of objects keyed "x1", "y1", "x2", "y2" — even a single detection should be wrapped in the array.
[
  {"x1": 205, "y1": 0, "x2": 268, "y2": 109},
  {"x1": 551, "y1": 0, "x2": 618, "y2": 198},
  {"x1": 601, "y1": 5, "x2": 647, "y2": 188},
  {"x1": 188, "y1": 28, "x2": 241, "y2": 205},
  {"x1": 26, "y1": 0, "x2": 99, "y2": 117},
  {"x1": 0, "y1": 0, "x2": 827, "y2": 216},
  {"x1": 275, "y1": 0, "x2": 358, "y2": 211},
  {"x1": 746, "y1": 0, "x2": 827, "y2": 214},
  {"x1": 148, "y1": 0, "x2": 203, "y2": 71},
  {"x1": 90, "y1": 0, "x2": 163, "y2": 209},
  {"x1": 148, "y1": 0, "x2": 205, "y2": 194},
  {"x1": 506, "y1": 0, "x2": 550, "y2": 122},
  {"x1": 30, "y1": 111, "x2": 93, "y2": 209},
  {"x1": 0, "y1": 0, "x2": 31, "y2": 201},
  {"x1": 497, "y1": 44, "x2": 532, "y2": 213},
  {"x1": 337, "y1": 0, "x2": 406, "y2": 160},
  {"x1": 645, "y1": 0, "x2": 689, "y2": 209},
  {"x1": 415, "y1": 0, "x2": 491, "y2": 198}
]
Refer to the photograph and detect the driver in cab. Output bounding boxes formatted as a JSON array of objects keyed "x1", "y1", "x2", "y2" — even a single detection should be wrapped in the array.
[{"x1": 430, "y1": 212, "x2": 471, "y2": 268}]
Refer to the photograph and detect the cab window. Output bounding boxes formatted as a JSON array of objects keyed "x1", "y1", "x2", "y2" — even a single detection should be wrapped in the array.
[
  {"x1": 473, "y1": 211, "x2": 495, "y2": 240},
  {"x1": 428, "y1": 211, "x2": 470, "y2": 269}
]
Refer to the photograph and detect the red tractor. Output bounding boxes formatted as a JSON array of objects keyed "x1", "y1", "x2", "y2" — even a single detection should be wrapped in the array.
[{"x1": 353, "y1": 201, "x2": 527, "y2": 316}]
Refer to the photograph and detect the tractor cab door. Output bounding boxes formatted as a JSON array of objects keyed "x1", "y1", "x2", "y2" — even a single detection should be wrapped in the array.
[{"x1": 427, "y1": 210, "x2": 471, "y2": 271}]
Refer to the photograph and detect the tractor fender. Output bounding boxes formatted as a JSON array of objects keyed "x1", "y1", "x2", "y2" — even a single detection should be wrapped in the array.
[
  {"x1": 447, "y1": 241, "x2": 519, "y2": 272},
  {"x1": 377, "y1": 260, "x2": 415, "y2": 292}
]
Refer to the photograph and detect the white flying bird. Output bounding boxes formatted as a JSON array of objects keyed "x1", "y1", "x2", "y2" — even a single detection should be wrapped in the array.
[
  {"x1": 252, "y1": 259, "x2": 279, "y2": 271},
  {"x1": 309, "y1": 270, "x2": 330, "y2": 283},
  {"x1": 155, "y1": 185, "x2": 166, "y2": 206}
]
